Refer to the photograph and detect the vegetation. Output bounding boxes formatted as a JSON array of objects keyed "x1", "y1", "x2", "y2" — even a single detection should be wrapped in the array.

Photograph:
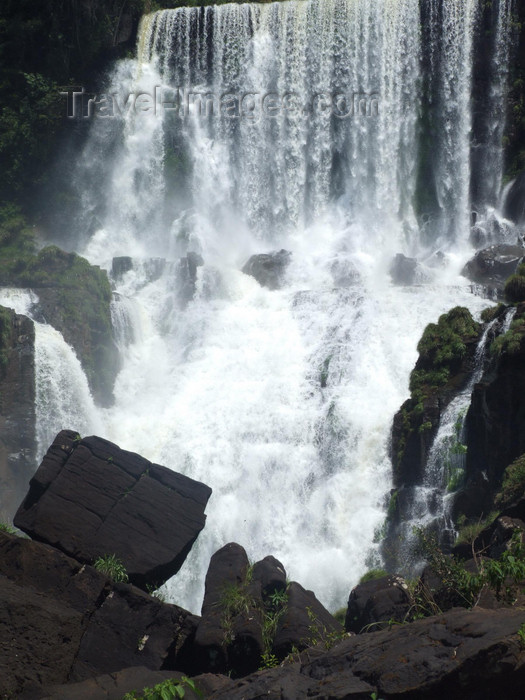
[
  {"x1": 491, "y1": 314, "x2": 525, "y2": 358},
  {"x1": 504, "y1": 264, "x2": 525, "y2": 303},
  {"x1": 359, "y1": 569, "x2": 388, "y2": 584},
  {"x1": 414, "y1": 527, "x2": 525, "y2": 612},
  {"x1": 394, "y1": 308, "x2": 480, "y2": 472},
  {"x1": 123, "y1": 676, "x2": 202, "y2": 700},
  {"x1": 93, "y1": 553, "x2": 129, "y2": 583},
  {"x1": 495, "y1": 454, "x2": 525, "y2": 508},
  {"x1": 0, "y1": 522, "x2": 17, "y2": 535},
  {"x1": 454, "y1": 512, "x2": 500, "y2": 549}
]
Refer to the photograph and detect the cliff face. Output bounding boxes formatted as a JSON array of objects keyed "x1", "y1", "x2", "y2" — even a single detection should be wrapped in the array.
[{"x1": 0, "y1": 307, "x2": 35, "y2": 520}]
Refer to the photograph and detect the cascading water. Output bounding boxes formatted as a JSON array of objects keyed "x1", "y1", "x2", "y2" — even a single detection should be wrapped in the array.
[{"x1": 30, "y1": 0, "x2": 516, "y2": 612}]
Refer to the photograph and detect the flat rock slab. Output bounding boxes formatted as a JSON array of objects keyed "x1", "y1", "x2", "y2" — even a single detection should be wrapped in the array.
[
  {"x1": 14, "y1": 430, "x2": 212, "y2": 589},
  {"x1": 210, "y1": 607, "x2": 525, "y2": 700}
]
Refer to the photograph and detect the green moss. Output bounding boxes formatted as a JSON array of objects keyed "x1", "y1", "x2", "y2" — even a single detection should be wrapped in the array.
[
  {"x1": 505, "y1": 274, "x2": 525, "y2": 303},
  {"x1": 495, "y1": 454, "x2": 525, "y2": 508},
  {"x1": 359, "y1": 568, "x2": 388, "y2": 584}
]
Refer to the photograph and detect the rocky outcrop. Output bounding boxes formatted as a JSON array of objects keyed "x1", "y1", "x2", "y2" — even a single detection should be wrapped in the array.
[
  {"x1": 14, "y1": 430, "x2": 212, "y2": 589},
  {"x1": 462, "y1": 304, "x2": 525, "y2": 516},
  {"x1": 0, "y1": 307, "x2": 36, "y2": 520},
  {"x1": 177, "y1": 252, "x2": 204, "y2": 307},
  {"x1": 389, "y1": 253, "x2": 420, "y2": 285},
  {"x1": 209, "y1": 607, "x2": 525, "y2": 700},
  {"x1": 0, "y1": 530, "x2": 197, "y2": 699},
  {"x1": 391, "y1": 307, "x2": 481, "y2": 488},
  {"x1": 242, "y1": 250, "x2": 291, "y2": 290},
  {"x1": 345, "y1": 575, "x2": 411, "y2": 634},
  {"x1": 461, "y1": 244, "x2": 524, "y2": 297},
  {"x1": 193, "y1": 543, "x2": 341, "y2": 677}
]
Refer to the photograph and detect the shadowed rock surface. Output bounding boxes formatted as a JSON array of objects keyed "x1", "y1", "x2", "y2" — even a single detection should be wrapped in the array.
[
  {"x1": 14, "y1": 430, "x2": 212, "y2": 589},
  {"x1": 242, "y1": 250, "x2": 292, "y2": 290}
]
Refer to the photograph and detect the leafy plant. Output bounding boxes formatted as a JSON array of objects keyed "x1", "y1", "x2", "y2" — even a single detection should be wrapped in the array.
[
  {"x1": 0, "y1": 522, "x2": 17, "y2": 535},
  {"x1": 123, "y1": 676, "x2": 202, "y2": 700},
  {"x1": 93, "y1": 553, "x2": 129, "y2": 583},
  {"x1": 518, "y1": 622, "x2": 525, "y2": 650}
]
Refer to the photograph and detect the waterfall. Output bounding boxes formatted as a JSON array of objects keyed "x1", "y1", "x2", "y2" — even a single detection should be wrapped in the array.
[{"x1": 29, "y1": 0, "x2": 513, "y2": 612}]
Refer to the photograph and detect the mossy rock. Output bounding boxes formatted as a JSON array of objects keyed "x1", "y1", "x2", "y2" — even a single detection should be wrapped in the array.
[
  {"x1": 392, "y1": 307, "x2": 481, "y2": 487},
  {"x1": 495, "y1": 454, "x2": 525, "y2": 509}
]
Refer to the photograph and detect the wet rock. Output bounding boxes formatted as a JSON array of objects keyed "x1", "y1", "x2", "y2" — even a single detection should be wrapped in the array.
[
  {"x1": 14, "y1": 430, "x2": 212, "y2": 590},
  {"x1": 389, "y1": 253, "x2": 418, "y2": 285},
  {"x1": 504, "y1": 170, "x2": 525, "y2": 224},
  {"x1": 345, "y1": 575, "x2": 411, "y2": 634},
  {"x1": 0, "y1": 308, "x2": 36, "y2": 520},
  {"x1": 111, "y1": 256, "x2": 133, "y2": 280},
  {"x1": 242, "y1": 249, "x2": 292, "y2": 290},
  {"x1": 252, "y1": 555, "x2": 287, "y2": 599},
  {"x1": 177, "y1": 252, "x2": 204, "y2": 307},
  {"x1": 462, "y1": 244, "x2": 524, "y2": 296}
]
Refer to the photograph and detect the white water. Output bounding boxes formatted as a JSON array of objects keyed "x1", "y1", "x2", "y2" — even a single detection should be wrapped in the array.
[{"x1": 30, "y1": 0, "x2": 514, "y2": 612}]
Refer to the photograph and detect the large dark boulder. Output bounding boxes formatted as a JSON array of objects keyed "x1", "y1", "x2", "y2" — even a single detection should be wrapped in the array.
[
  {"x1": 0, "y1": 530, "x2": 197, "y2": 698},
  {"x1": 345, "y1": 575, "x2": 411, "y2": 634},
  {"x1": 14, "y1": 430, "x2": 212, "y2": 589},
  {"x1": 210, "y1": 607, "x2": 525, "y2": 700},
  {"x1": 193, "y1": 543, "x2": 263, "y2": 677},
  {"x1": 0, "y1": 307, "x2": 36, "y2": 520},
  {"x1": 272, "y1": 581, "x2": 343, "y2": 659},
  {"x1": 389, "y1": 253, "x2": 418, "y2": 285},
  {"x1": 242, "y1": 250, "x2": 291, "y2": 290},
  {"x1": 461, "y1": 244, "x2": 524, "y2": 297}
]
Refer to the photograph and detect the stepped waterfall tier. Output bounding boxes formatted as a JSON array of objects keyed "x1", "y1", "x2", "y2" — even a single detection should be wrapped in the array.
[{"x1": 29, "y1": 0, "x2": 516, "y2": 613}]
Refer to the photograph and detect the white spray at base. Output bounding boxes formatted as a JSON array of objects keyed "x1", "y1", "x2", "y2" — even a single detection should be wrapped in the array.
[{"x1": 31, "y1": 0, "x2": 515, "y2": 613}]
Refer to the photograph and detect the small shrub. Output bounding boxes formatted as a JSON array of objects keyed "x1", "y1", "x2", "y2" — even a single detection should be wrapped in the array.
[
  {"x1": 0, "y1": 522, "x2": 17, "y2": 535},
  {"x1": 455, "y1": 512, "x2": 499, "y2": 547},
  {"x1": 93, "y1": 553, "x2": 129, "y2": 583},
  {"x1": 123, "y1": 676, "x2": 202, "y2": 699},
  {"x1": 505, "y1": 274, "x2": 525, "y2": 302},
  {"x1": 359, "y1": 569, "x2": 388, "y2": 584}
]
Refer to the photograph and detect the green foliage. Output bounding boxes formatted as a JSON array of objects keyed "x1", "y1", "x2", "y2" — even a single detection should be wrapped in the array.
[
  {"x1": 0, "y1": 522, "x2": 17, "y2": 535},
  {"x1": 305, "y1": 606, "x2": 345, "y2": 650},
  {"x1": 415, "y1": 527, "x2": 525, "y2": 610},
  {"x1": 505, "y1": 274, "x2": 525, "y2": 303},
  {"x1": 122, "y1": 676, "x2": 202, "y2": 700},
  {"x1": 455, "y1": 512, "x2": 499, "y2": 547},
  {"x1": 496, "y1": 454, "x2": 525, "y2": 508},
  {"x1": 491, "y1": 317, "x2": 525, "y2": 357},
  {"x1": 359, "y1": 569, "x2": 388, "y2": 584},
  {"x1": 332, "y1": 607, "x2": 347, "y2": 625},
  {"x1": 410, "y1": 307, "x2": 480, "y2": 394},
  {"x1": 93, "y1": 554, "x2": 129, "y2": 583},
  {"x1": 518, "y1": 623, "x2": 525, "y2": 650},
  {"x1": 480, "y1": 304, "x2": 505, "y2": 324}
]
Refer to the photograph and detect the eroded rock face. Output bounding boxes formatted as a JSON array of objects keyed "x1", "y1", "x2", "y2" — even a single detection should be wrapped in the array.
[
  {"x1": 14, "y1": 430, "x2": 212, "y2": 589},
  {"x1": 210, "y1": 607, "x2": 525, "y2": 700},
  {"x1": 345, "y1": 575, "x2": 410, "y2": 634},
  {"x1": 504, "y1": 171, "x2": 525, "y2": 225},
  {"x1": 0, "y1": 531, "x2": 197, "y2": 699},
  {"x1": 242, "y1": 250, "x2": 292, "y2": 290},
  {"x1": 0, "y1": 307, "x2": 36, "y2": 520}
]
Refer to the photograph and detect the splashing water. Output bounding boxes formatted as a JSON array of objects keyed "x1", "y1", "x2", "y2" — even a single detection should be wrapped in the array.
[{"x1": 31, "y1": 0, "x2": 515, "y2": 612}]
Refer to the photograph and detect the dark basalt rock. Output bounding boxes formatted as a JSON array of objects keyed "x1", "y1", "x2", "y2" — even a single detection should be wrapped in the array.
[
  {"x1": 389, "y1": 253, "x2": 418, "y2": 285},
  {"x1": 193, "y1": 543, "x2": 263, "y2": 677},
  {"x1": 210, "y1": 607, "x2": 525, "y2": 700},
  {"x1": 177, "y1": 252, "x2": 204, "y2": 307},
  {"x1": 463, "y1": 305, "x2": 525, "y2": 515},
  {"x1": 504, "y1": 171, "x2": 525, "y2": 224},
  {"x1": 242, "y1": 249, "x2": 292, "y2": 290},
  {"x1": 111, "y1": 256, "x2": 133, "y2": 280},
  {"x1": 14, "y1": 430, "x2": 212, "y2": 590},
  {"x1": 252, "y1": 555, "x2": 287, "y2": 598},
  {"x1": 0, "y1": 531, "x2": 197, "y2": 698},
  {"x1": 272, "y1": 581, "x2": 343, "y2": 659},
  {"x1": 0, "y1": 307, "x2": 36, "y2": 520},
  {"x1": 345, "y1": 575, "x2": 410, "y2": 634},
  {"x1": 461, "y1": 244, "x2": 524, "y2": 296}
]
